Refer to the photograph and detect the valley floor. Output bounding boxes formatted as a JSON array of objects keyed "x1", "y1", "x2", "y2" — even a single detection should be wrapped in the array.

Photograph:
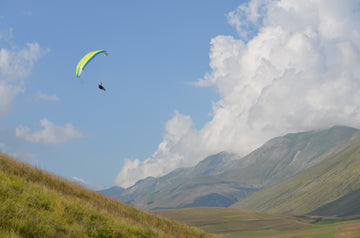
[{"x1": 151, "y1": 207, "x2": 360, "y2": 238}]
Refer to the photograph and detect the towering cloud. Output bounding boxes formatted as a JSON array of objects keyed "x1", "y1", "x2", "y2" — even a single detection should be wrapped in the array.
[{"x1": 116, "y1": 0, "x2": 360, "y2": 188}]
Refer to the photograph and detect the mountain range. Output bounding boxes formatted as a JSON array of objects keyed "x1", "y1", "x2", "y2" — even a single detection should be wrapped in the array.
[{"x1": 100, "y1": 125, "x2": 360, "y2": 216}]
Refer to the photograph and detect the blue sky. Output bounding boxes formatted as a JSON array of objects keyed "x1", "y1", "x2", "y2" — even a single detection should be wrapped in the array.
[
  {"x1": 0, "y1": 0, "x2": 243, "y2": 188},
  {"x1": 2, "y1": 0, "x2": 360, "y2": 189}
]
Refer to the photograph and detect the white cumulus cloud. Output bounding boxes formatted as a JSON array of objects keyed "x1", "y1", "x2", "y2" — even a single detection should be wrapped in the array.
[
  {"x1": 16, "y1": 119, "x2": 82, "y2": 144},
  {"x1": 116, "y1": 0, "x2": 360, "y2": 188}
]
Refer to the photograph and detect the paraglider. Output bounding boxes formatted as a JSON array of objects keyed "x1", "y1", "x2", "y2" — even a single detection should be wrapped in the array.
[
  {"x1": 76, "y1": 50, "x2": 108, "y2": 91},
  {"x1": 98, "y1": 82, "x2": 105, "y2": 91}
]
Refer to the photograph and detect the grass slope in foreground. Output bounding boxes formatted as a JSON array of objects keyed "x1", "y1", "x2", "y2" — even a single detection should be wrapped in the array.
[
  {"x1": 152, "y1": 207, "x2": 360, "y2": 238},
  {"x1": 0, "y1": 153, "x2": 219, "y2": 238}
]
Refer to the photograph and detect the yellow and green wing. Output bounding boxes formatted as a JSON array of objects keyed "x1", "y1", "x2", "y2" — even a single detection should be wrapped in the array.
[{"x1": 76, "y1": 50, "x2": 108, "y2": 78}]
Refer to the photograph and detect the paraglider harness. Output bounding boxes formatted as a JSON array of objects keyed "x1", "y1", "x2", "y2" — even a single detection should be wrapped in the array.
[{"x1": 98, "y1": 82, "x2": 105, "y2": 91}]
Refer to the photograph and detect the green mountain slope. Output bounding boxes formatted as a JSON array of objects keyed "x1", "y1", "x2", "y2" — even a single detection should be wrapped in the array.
[
  {"x1": 232, "y1": 130, "x2": 360, "y2": 215},
  {"x1": 0, "y1": 153, "x2": 218, "y2": 238},
  {"x1": 309, "y1": 188, "x2": 360, "y2": 216},
  {"x1": 220, "y1": 125, "x2": 359, "y2": 188}
]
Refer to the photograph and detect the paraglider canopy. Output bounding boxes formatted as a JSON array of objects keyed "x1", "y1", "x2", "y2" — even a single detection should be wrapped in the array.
[{"x1": 76, "y1": 50, "x2": 108, "y2": 78}]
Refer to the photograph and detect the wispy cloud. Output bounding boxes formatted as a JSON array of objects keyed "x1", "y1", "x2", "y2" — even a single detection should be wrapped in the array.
[
  {"x1": 16, "y1": 119, "x2": 82, "y2": 144},
  {"x1": 0, "y1": 34, "x2": 49, "y2": 119},
  {"x1": 116, "y1": 0, "x2": 360, "y2": 187},
  {"x1": 35, "y1": 91, "x2": 59, "y2": 102},
  {"x1": 0, "y1": 42, "x2": 43, "y2": 80}
]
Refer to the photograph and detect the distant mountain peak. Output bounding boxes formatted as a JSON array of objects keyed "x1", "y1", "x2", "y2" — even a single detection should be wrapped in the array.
[{"x1": 192, "y1": 152, "x2": 235, "y2": 176}]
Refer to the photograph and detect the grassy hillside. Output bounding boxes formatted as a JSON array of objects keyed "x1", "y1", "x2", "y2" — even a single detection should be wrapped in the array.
[
  {"x1": 0, "y1": 153, "x2": 219, "y2": 238},
  {"x1": 152, "y1": 207, "x2": 360, "y2": 238},
  {"x1": 232, "y1": 131, "x2": 360, "y2": 215}
]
